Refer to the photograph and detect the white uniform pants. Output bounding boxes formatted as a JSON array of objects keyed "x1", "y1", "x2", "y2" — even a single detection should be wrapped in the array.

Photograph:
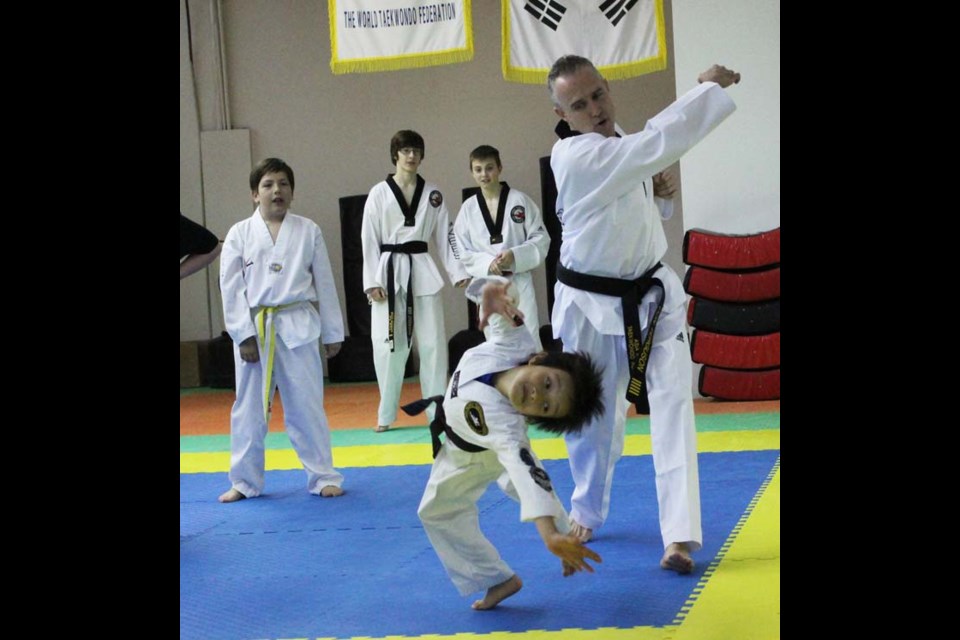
[
  {"x1": 371, "y1": 290, "x2": 447, "y2": 426},
  {"x1": 229, "y1": 336, "x2": 343, "y2": 497},
  {"x1": 561, "y1": 301, "x2": 702, "y2": 551}
]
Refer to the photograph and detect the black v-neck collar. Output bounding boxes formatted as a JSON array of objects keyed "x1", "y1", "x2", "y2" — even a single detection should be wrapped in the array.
[
  {"x1": 386, "y1": 174, "x2": 425, "y2": 226},
  {"x1": 475, "y1": 182, "x2": 510, "y2": 245}
]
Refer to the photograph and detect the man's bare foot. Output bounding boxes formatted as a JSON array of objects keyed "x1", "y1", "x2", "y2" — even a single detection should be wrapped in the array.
[
  {"x1": 569, "y1": 519, "x2": 593, "y2": 543},
  {"x1": 660, "y1": 542, "x2": 694, "y2": 574},
  {"x1": 374, "y1": 425, "x2": 390, "y2": 433},
  {"x1": 218, "y1": 488, "x2": 246, "y2": 503},
  {"x1": 472, "y1": 575, "x2": 523, "y2": 610},
  {"x1": 319, "y1": 485, "x2": 344, "y2": 497}
]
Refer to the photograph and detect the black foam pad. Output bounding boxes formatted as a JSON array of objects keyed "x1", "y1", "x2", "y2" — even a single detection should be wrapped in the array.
[
  {"x1": 687, "y1": 297, "x2": 780, "y2": 336},
  {"x1": 339, "y1": 195, "x2": 372, "y2": 338},
  {"x1": 327, "y1": 335, "x2": 378, "y2": 383},
  {"x1": 448, "y1": 329, "x2": 485, "y2": 375}
]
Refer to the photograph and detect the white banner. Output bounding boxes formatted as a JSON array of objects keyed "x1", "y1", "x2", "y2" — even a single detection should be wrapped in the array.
[
  {"x1": 502, "y1": 0, "x2": 666, "y2": 84},
  {"x1": 330, "y1": 0, "x2": 473, "y2": 74}
]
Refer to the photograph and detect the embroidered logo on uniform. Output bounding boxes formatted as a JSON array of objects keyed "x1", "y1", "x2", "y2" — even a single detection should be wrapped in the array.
[
  {"x1": 447, "y1": 222, "x2": 461, "y2": 259},
  {"x1": 451, "y1": 371, "x2": 460, "y2": 398},
  {"x1": 519, "y1": 447, "x2": 553, "y2": 491},
  {"x1": 510, "y1": 206, "x2": 526, "y2": 223},
  {"x1": 676, "y1": 332, "x2": 685, "y2": 343},
  {"x1": 269, "y1": 263, "x2": 283, "y2": 273},
  {"x1": 464, "y1": 401, "x2": 488, "y2": 435},
  {"x1": 429, "y1": 190, "x2": 443, "y2": 208}
]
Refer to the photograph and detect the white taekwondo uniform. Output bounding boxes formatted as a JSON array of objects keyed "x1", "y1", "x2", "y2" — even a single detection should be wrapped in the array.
[
  {"x1": 220, "y1": 209, "x2": 345, "y2": 497},
  {"x1": 418, "y1": 277, "x2": 570, "y2": 596},
  {"x1": 362, "y1": 175, "x2": 468, "y2": 426},
  {"x1": 454, "y1": 185, "x2": 550, "y2": 350},
  {"x1": 551, "y1": 82, "x2": 736, "y2": 549}
]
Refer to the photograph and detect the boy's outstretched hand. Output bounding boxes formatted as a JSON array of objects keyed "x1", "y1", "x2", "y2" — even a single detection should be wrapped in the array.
[
  {"x1": 478, "y1": 281, "x2": 524, "y2": 330},
  {"x1": 547, "y1": 533, "x2": 603, "y2": 576}
]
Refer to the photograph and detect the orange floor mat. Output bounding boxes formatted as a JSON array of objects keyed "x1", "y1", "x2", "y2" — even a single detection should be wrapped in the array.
[{"x1": 180, "y1": 382, "x2": 779, "y2": 436}]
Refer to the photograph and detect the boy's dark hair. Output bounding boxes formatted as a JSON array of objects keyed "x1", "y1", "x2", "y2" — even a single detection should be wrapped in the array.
[
  {"x1": 469, "y1": 145, "x2": 502, "y2": 170},
  {"x1": 529, "y1": 350, "x2": 604, "y2": 435},
  {"x1": 547, "y1": 55, "x2": 599, "y2": 106},
  {"x1": 249, "y1": 157, "x2": 295, "y2": 192},
  {"x1": 390, "y1": 130, "x2": 426, "y2": 164}
]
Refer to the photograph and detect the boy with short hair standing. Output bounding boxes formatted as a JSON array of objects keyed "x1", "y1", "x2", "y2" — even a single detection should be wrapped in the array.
[
  {"x1": 219, "y1": 157, "x2": 345, "y2": 502},
  {"x1": 453, "y1": 145, "x2": 550, "y2": 350}
]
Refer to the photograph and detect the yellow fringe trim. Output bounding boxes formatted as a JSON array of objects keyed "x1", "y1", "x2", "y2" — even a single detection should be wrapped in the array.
[{"x1": 329, "y1": 0, "x2": 474, "y2": 75}]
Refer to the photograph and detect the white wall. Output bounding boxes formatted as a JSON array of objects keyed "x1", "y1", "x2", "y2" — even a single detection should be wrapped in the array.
[
  {"x1": 180, "y1": 0, "x2": 682, "y2": 344},
  {"x1": 672, "y1": 1, "x2": 780, "y2": 234}
]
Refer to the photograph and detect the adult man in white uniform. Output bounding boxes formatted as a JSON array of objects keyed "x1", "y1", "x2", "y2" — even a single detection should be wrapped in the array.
[
  {"x1": 548, "y1": 56, "x2": 741, "y2": 572},
  {"x1": 454, "y1": 145, "x2": 550, "y2": 350},
  {"x1": 362, "y1": 130, "x2": 469, "y2": 432},
  {"x1": 416, "y1": 277, "x2": 603, "y2": 610}
]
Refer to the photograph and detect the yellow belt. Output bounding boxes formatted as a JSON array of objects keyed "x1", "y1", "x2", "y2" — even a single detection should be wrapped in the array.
[{"x1": 254, "y1": 302, "x2": 299, "y2": 422}]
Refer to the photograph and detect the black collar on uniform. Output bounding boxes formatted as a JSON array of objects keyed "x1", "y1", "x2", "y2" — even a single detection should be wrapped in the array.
[
  {"x1": 475, "y1": 182, "x2": 511, "y2": 245},
  {"x1": 386, "y1": 174, "x2": 425, "y2": 226}
]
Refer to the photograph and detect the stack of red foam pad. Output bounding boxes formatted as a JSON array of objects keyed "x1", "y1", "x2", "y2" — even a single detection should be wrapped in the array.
[{"x1": 682, "y1": 227, "x2": 780, "y2": 401}]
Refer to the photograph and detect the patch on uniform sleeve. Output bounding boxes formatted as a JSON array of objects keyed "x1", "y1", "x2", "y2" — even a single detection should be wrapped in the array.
[
  {"x1": 464, "y1": 401, "x2": 488, "y2": 435},
  {"x1": 450, "y1": 371, "x2": 460, "y2": 398},
  {"x1": 510, "y1": 205, "x2": 526, "y2": 223},
  {"x1": 676, "y1": 332, "x2": 685, "y2": 343},
  {"x1": 429, "y1": 190, "x2": 443, "y2": 208},
  {"x1": 519, "y1": 447, "x2": 553, "y2": 492}
]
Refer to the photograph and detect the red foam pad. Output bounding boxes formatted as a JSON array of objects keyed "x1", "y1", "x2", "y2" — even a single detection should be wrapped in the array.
[
  {"x1": 683, "y1": 227, "x2": 780, "y2": 269},
  {"x1": 683, "y1": 265, "x2": 780, "y2": 303},
  {"x1": 698, "y1": 366, "x2": 780, "y2": 400},
  {"x1": 690, "y1": 330, "x2": 780, "y2": 369}
]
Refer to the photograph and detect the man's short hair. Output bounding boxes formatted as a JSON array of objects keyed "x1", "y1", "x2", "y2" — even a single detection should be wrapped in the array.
[
  {"x1": 249, "y1": 158, "x2": 295, "y2": 192},
  {"x1": 390, "y1": 130, "x2": 426, "y2": 164},
  {"x1": 530, "y1": 350, "x2": 604, "y2": 435},
  {"x1": 469, "y1": 145, "x2": 502, "y2": 170},
  {"x1": 546, "y1": 55, "x2": 599, "y2": 106}
]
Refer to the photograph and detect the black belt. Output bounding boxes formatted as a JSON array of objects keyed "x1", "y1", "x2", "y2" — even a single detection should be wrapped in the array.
[
  {"x1": 557, "y1": 262, "x2": 664, "y2": 414},
  {"x1": 380, "y1": 241, "x2": 428, "y2": 352},
  {"x1": 401, "y1": 396, "x2": 487, "y2": 458}
]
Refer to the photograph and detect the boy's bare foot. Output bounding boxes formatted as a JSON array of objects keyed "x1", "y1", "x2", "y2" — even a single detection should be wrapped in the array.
[
  {"x1": 218, "y1": 488, "x2": 246, "y2": 503},
  {"x1": 472, "y1": 575, "x2": 522, "y2": 610},
  {"x1": 374, "y1": 425, "x2": 390, "y2": 433},
  {"x1": 569, "y1": 519, "x2": 592, "y2": 543},
  {"x1": 660, "y1": 542, "x2": 694, "y2": 574},
  {"x1": 319, "y1": 485, "x2": 344, "y2": 497}
]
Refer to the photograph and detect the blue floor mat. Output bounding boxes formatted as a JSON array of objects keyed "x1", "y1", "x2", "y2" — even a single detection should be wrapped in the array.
[{"x1": 181, "y1": 450, "x2": 779, "y2": 640}]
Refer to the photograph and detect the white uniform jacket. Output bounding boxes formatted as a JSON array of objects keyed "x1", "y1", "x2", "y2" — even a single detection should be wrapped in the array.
[
  {"x1": 550, "y1": 82, "x2": 736, "y2": 337},
  {"x1": 439, "y1": 278, "x2": 566, "y2": 523},
  {"x1": 220, "y1": 209, "x2": 345, "y2": 348},
  {"x1": 453, "y1": 186, "x2": 550, "y2": 279},
  {"x1": 361, "y1": 176, "x2": 467, "y2": 296}
]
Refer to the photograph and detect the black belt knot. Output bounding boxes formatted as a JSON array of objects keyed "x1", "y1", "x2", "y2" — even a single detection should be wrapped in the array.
[{"x1": 556, "y1": 262, "x2": 665, "y2": 414}]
